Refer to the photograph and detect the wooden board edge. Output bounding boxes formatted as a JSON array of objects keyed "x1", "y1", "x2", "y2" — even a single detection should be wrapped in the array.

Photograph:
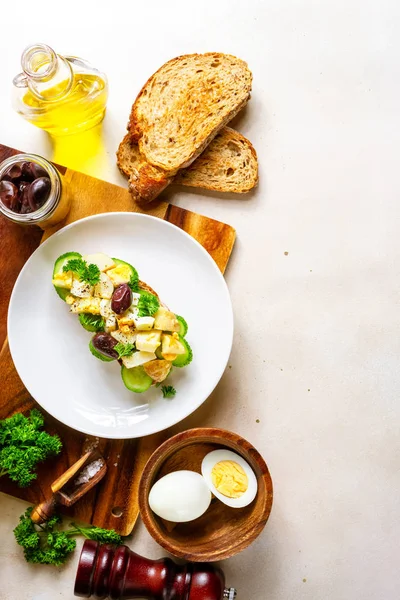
[{"x1": 164, "y1": 204, "x2": 236, "y2": 274}]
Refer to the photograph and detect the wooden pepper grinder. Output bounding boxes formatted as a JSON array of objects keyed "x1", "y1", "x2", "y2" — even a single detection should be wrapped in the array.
[{"x1": 74, "y1": 540, "x2": 237, "y2": 600}]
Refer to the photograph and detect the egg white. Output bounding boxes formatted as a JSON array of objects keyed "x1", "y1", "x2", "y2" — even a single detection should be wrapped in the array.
[
  {"x1": 149, "y1": 470, "x2": 212, "y2": 522},
  {"x1": 201, "y1": 449, "x2": 258, "y2": 508}
]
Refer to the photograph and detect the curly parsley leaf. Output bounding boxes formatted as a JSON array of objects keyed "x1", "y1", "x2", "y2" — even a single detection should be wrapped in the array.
[
  {"x1": 63, "y1": 258, "x2": 100, "y2": 286},
  {"x1": 78, "y1": 313, "x2": 105, "y2": 332},
  {"x1": 161, "y1": 385, "x2": 176, "y2": 398},
  {"x1": 114, "y1": 342, "x2": 135, "y2": 359},
  {"x1": 62, "y1": 258, "x2": 85, "y2": 279},
  {"x1": 14, "y1": 508, "x2": 122, "y2": 566},
  {"x1": 127, "y1": 270, "x2": 140, "y2": 292},
  {"x1": 0, "y1": 410, "x2": 62, "y2": 487},
  {"x1": 137, "y1": 291, "x2": 160, "y2": 317},
  {"x1": 86, "y1": 263, "x2": 101, "y2": 286}
]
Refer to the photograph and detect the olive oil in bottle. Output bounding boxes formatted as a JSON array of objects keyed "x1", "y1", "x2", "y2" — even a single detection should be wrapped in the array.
[{"x1": 13, "y1": 44, "x2": 108, "y2": 136}]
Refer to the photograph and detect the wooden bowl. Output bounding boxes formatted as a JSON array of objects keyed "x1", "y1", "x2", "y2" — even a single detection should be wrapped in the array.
[{"x1": 139, "y1": 427, "x2": 273, "y2": 562}]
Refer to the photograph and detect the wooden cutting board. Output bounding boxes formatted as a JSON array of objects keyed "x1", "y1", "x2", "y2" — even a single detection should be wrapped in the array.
[{"x1": 0, "y1": 143, "x2": 235, "y2": 535}]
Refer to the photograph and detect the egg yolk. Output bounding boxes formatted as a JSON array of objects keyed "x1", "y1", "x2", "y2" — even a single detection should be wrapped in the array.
[{"x1": 211, "y1": 460, "x2": 248, "y2": 498}]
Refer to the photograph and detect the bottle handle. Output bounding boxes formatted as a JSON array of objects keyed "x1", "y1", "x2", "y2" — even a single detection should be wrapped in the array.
[{"x1": 13, "y1": 73, "x2": 29, "y2": 88}]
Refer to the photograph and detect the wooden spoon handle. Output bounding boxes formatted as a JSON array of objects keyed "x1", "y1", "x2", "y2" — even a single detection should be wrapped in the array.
[{"x1": 30, "y1": 495, "x2": 58, "y2": 524}]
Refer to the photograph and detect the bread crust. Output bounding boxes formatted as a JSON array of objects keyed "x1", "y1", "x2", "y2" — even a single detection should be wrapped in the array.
[
  {"x1": 175, "y1": 127, "x2": 258, "y2": 193},
  {"x1": 128, "y1": 164, "x2": 172, "y2": 203},
  {"x1": 128, "y1": 52, "x2": 251, "y2": 144},
  {"x1": 125, "y1": 52, "x2": 252, "y2": 202},
  {"x1": 117, "y1": 128, "x2": 258, "y2": 199},
  {"x1": 138, "y1": 280, "x2": 160, "y2": 300}
]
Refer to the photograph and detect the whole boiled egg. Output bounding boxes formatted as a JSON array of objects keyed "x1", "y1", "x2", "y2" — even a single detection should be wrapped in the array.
[
  {"x1": 149, "y1": 470, "x2": 211, "y2": 522},
  {"x1": 201, "y1": 449, "x2": 258, "y2": 508}
]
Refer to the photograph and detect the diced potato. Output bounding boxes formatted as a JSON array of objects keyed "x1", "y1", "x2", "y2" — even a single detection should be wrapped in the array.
[
  {"x1": 136, "y1": 330, "x2": 162, "y2": 353},
  {"x1": 153, "y1": 307, "x2": 180, "y2": 332},
  {"x1": 133, "y1": 316, "x2": 155, "y2": 330},
  {"x1": 111, "y1": 330, "x2": 137, "y2": 345},
  {"x1": 121, "y1": 351, "x2": 156, "y2": 368},
  {"x1": 143, "y1": 359, "x2": 172, "y2": 383},
  {"x1": 94, "y1": 272, "x2": 114, "y2": 299},
  {"x1": 104, "y1": 314, "x2": 117, "y2": 333},
  {"x1": 70, "y1": 278, "x2": 92, "y2": 298},
  {"x1": 161, "y1": 333, "x2": 186, "y2": 356},
  {"x1": 100, "y1": 299, "x2": 113, "y2": 318},
  {"x1": 83, "y1": 253, "x2": 115, "y2": 272},
  {"x1": 107, "y1": 264, "x2": 132, "y2": 285},
  {"x1": 70, "y1": 297, "x2": 101, "y2": 315},
  {"x1": 52, "y1": 271, "x2": 73, "y2": 289}
]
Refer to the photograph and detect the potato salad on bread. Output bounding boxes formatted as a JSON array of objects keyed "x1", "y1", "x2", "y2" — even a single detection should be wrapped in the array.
[{"x1": 52, "y1": 252, "x2": 192, "y2": 394}]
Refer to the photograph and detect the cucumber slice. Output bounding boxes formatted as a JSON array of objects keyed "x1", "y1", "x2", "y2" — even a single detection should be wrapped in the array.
[
  {"x1": 54, "y1": 286, "x2": 70, "y2": 301},
  {"x1": 89, "y1": 339, "x2": 114, "y2": 362},
  {"x1": 176, "y1": 315, "x2": 188, "y2": 337},
  {"x1": 121, "y1": 365, "x2": 153, "y2": 393},
  {"x1": 79, "y1": 313, "x2": 105, "y2": 332},
  {"x1": 53, "y1": 251, "x2": 82, "y2": 301},
  {"x1": 53, "y1": 251, "x2": 82, "y2": 276},
  {"x1": 172, "y1": 336, "x2": 193, "y2": 368},
  {"x1": 112, "y1": 258, "x2": 136, "y2": 271}
]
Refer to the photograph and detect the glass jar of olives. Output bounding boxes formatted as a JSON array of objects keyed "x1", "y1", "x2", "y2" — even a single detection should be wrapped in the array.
[{"x1": 0, "y1": 153, "x2": 71, "y2": 228}]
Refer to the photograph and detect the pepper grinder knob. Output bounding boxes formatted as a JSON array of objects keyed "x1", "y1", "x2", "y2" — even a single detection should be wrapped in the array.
[{"x1": 223, "y1": 588, "x2": 237, "y2": 600}]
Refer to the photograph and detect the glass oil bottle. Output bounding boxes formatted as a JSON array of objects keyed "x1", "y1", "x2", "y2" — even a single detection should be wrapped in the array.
[{"x1": 12, "y1": 43, "x2": 108, "y2": 136}]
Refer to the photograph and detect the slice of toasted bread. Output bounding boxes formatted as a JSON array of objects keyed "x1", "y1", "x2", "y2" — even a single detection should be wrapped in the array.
[
  {"x1": 117, "y1": 127, "x2": 258, "y2": 194},
  {"x1": 175, "y1": 127, "x2": 258, "y2": 192},
  {"x1": 127, "y1": 52, "x2": 252, "y2": 202}
]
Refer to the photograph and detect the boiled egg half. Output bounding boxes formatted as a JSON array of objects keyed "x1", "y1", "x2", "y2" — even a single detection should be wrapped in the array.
[
  {"x1": 149, "y1": 470, "x2": 212, "y2": 522},
  {"x1": 201, "y1": 449, "x2": 258, "y2": 508}
]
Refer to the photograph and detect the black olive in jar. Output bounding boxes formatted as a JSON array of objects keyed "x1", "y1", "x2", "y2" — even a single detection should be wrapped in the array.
[
  {"x1": 23, "y1": 161, "x2": 48, "y2": 180},
  {"x1": 19, "y1": 182, "x2": 32, "y2": 214},
  {"x1": 0, "y1": 161, "x2": 51, "y2": 214},
  {"x1": 0, "y1": 180, "x2": 18, "y2": 208},
  {"x1": 29, "y1": 177, "x2": 51, "y2": 208},
  {"x1": 4, "y1": 164, "x2": 23, "y2": 182}
]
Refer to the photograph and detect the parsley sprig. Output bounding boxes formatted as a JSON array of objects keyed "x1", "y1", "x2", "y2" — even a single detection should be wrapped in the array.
[
  {"x1": 127, "y1": 270, "x2": 140, "y2": 293},
  {"x1": 14, "y1": 508, "x2": 122, "y2": 566},
  {"x1": 114, "y1": 342, "x2": 135, "y2": 359},
  {"x1": 63, "y1": 258, "x2": 100, "y2": 286},
  {"x1": 137, "y1": 291, "x2": 160, "y2": 317},
  {"x1": 161, "y1": 385, "x2": 176, "y2": 398},
  {"x1": 0, "y1": 410, "x2": 62, "y2": 487},
  {"x1": 78, "y1": 313, "x2": 105, "y2": 332}
]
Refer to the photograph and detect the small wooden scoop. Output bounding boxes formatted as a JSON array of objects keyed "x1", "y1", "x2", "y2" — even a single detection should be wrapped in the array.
[{"x1": 31, "y1": 449, "x2": 107, "y2": 524}]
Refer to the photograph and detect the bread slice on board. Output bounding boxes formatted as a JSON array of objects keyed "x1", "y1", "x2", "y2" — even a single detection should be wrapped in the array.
[
  {"x1": 127, "y1": 52, "x2": 252, "y2": 202},
  {"x1": 117, "y1": 128, "x2": 258, "y2": 194},
  {"x1": 175, "y1": 127, "x2": 258, "y2": 192}
]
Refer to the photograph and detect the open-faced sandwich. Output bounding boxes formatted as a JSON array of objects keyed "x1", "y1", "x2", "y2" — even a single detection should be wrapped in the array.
[{"x1": 52, "y1": 252, "x2": 192, "y2": 394}]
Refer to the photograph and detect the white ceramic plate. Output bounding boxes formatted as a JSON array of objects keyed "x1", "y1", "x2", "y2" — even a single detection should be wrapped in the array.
[{"x1": 8, "y1": 212, "x2": 233, "y2": 439}]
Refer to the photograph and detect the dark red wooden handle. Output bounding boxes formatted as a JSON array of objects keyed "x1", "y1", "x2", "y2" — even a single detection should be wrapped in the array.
[{"x1": 74, "y1": 540, "x2": 227, "y2": 600}]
